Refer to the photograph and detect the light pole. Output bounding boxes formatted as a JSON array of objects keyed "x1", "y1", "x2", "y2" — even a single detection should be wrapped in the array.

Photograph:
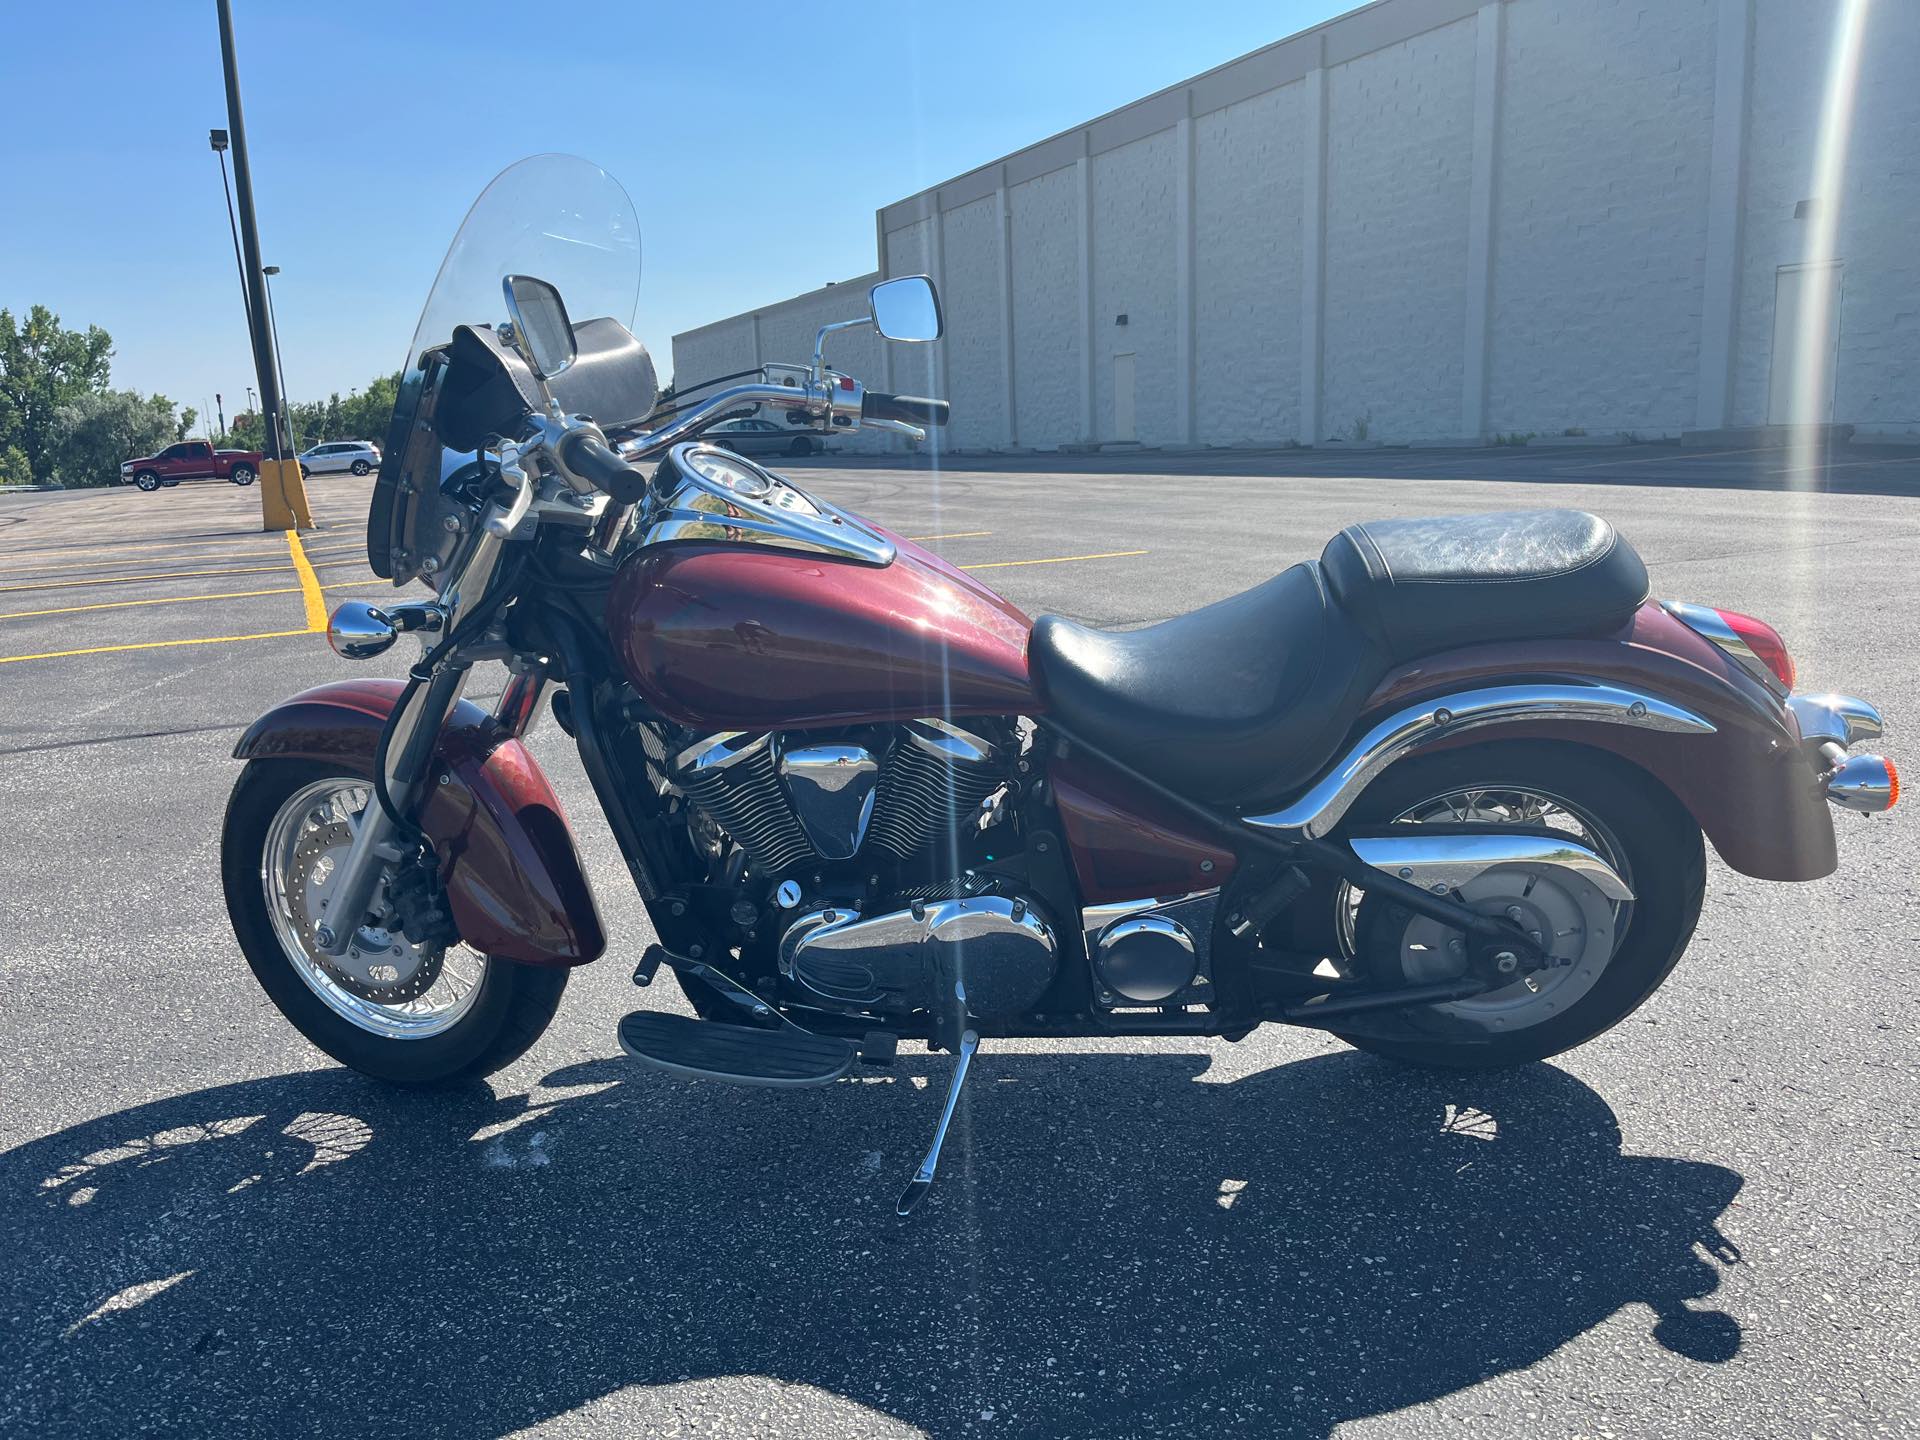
[
  {"x1": 215, "y1": 391, "x2": 226, "y2": 438},
  {"x1": 208, "y1": 129, "x2": 252, "y2": 335},
  {"x1": 215, "y1": 0, "x2": 310, "y2": 529},
  {"x1": 246, "y1": 385, "x2": 257, "y2": 413},
  {"x1": 262, "y1": 265, "x2": 293, "y2": 449}
]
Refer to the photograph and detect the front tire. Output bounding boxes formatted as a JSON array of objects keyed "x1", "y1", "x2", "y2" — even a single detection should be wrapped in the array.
[
  {"x1": 1333, "y1": 741, "x2": 1705, "y2": 1070},
  {"x1": 134, "y1": 470, "x2": 160, "y2": 492},
  {"x1": 787, "y1": 435, "x2": 813, "y2": 457},
  {"x1": 222, "y1": 760, "x2": 568, "y2": 1085}
]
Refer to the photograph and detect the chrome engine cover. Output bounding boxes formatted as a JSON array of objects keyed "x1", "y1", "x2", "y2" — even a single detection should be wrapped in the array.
[{"x1": 779, "y1": 896, "x2": 1056, "y2": 1018}]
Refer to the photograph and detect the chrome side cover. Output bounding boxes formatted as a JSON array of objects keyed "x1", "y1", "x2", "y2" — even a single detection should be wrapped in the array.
[
  {"x1": 780, "y1": 896, "x2": 1057, "y2": 1017},
  {"x1": 1244, "y1": 683, "x2": 1716, "y2": 839},
  {"x1": 1348, "y1": 832, "x2": 1635, "y2": 903}
]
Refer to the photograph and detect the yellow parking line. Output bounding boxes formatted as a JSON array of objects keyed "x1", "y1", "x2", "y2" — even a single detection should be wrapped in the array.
[
  {"x1": 0, "y1": 538, "x2": 366, "y2": 579},
  {"x1": 0, "y1": 584, "x2": 306, "y2": 621},
  {"x1": 0, "y1": 556, "x2": 364, "y2": 595},
  {"x1": 0, "y1": 577, "x2": 400, "y2": 623},
  {"x1": 0, "y1": 629, "x2": 315, "y2": 666},
  {"x1": 960, "y1": 549, "x2": 1148, "y2": 571},
  {"x1": 287, "y1": 532, "x2": 326, "y2": 631},
  {"x1": 906, "y1": 530, "x2": 993, "y2": 542}
]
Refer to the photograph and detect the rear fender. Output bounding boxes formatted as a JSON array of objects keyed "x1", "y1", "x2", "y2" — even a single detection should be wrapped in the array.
[
  {"x1": 233, "y1": 678, "x2": 605, "y2": 965},
  {"x1": 1339, "y1": 602, "x2": 1836, "y2": 881}
]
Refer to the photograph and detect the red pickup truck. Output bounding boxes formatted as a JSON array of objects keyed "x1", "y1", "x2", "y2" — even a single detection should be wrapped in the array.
[{"x1": 120, "y1": 441, "x2": 262, "y2": 492}]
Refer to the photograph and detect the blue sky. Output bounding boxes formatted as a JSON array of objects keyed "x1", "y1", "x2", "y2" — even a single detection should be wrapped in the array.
[{"x1": 0, "y1": 1, "x2": 1342, "y2": 417}]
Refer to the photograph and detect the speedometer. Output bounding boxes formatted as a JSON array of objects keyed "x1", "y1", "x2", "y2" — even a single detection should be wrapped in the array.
[{"x1": 685, "y1": 448, "x2": 774, "y2": 500}]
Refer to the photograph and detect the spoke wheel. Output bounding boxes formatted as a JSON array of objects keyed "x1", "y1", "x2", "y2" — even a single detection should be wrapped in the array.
[
  {"x1": 224, "y1": 759, "x2": 569, "y2": 1085},
  {"x1": 1327, "y1": 741, "x2": 1705, "y2": 1070},
  {"x1": 262, "y1": 778, "x2": 485, "y2": 1039}
]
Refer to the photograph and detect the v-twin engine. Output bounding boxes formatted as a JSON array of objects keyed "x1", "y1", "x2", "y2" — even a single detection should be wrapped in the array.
[{"x1": 670, "y1": 719, "x2": 1005, "y2": 873}]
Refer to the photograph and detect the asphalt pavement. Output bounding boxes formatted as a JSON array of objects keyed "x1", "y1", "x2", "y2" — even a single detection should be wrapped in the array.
[{"x1": 1, "y1": 442, "x2": 1916, "y2": 1438}]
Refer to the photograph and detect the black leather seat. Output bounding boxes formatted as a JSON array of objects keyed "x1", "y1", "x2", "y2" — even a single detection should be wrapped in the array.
[
  {"x1": 1029, "y1": 510, "x2": 1649, "y2": 804},
  {"x1": 1318, "y1": 508, "x2": 1648, "y2": 659}
]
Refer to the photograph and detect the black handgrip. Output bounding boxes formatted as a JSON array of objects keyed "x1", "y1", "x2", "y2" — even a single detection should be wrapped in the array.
[
  {"x1": 861, "y1": 392, "x2": 950, "y2": 428},
  {"x1": 559, "y1": 431, "x2": 648, "y2": 505}
]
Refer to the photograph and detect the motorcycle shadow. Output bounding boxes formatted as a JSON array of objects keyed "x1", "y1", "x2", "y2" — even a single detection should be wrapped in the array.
[{"x1": 1, "y1": 1048, "x2": 1742, "y2": 1438}]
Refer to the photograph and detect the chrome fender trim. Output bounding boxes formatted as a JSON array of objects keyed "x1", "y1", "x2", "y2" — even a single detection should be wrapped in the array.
[
  {"x1": 1787, "y1": 692, "x2": 1884, "y2": 748},
  {"x1": 1348, "y1": 832, "x2": 1635, "y2": 903},
  {"x1": 1244, "y1": 682, "x2": 1716, "y2": 839}
]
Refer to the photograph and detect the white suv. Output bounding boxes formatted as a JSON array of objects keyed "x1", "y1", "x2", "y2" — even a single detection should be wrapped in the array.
[{"x1": 298, "y1": 440, "x2": 382, "y2": 477}]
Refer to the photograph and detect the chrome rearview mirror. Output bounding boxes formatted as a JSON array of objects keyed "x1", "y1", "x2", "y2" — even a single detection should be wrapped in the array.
[
  {"x1": 501, "y1": 274, "x2": 577, "y2": 380},
  {"x1": 869, "y1": 275, "x2": 942, "y2": 342}
]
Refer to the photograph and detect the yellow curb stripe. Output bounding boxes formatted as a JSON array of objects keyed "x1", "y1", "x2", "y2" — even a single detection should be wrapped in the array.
[
  {"x1": 0, "y1": 629, "x2": 315, "y2": 666},
  {"x1": 960, "y1": 549, "x2": 1148, "y2": 571},
  {"x1": 287, "y1": 532, "x2": 327, "y2": 631}
]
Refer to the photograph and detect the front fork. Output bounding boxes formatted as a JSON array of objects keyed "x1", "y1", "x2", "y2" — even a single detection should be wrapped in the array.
[{"x1": 316, "y1": 483, "x2": 524, "y2": 958}]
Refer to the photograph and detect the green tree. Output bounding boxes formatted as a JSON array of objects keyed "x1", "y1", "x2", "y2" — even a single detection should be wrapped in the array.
[
  {"x1": 46, "y1": 390, "x2": 181, "y2": 487},
  {"x1": 175, "y1": 406, "x2": 198, "y2": 442},
  {"x1": 0, "y1": 305, "x2": 114, "y2": 484}
]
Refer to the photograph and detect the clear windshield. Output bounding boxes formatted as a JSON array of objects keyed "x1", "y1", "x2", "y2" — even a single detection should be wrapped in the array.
[{"x1": 403, "y1": 154, "x2": 640, "y2": 377}]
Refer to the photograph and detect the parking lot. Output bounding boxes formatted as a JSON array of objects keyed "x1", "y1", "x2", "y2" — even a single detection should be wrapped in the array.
[{"x1": 2, "y1": 441, "x2": 1918, "y2": 1439}]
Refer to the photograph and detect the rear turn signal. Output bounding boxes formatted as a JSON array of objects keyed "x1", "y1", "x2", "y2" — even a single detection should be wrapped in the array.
[{"x1": 1663, "y1": 601, "x2": 1797, "y2": 693}]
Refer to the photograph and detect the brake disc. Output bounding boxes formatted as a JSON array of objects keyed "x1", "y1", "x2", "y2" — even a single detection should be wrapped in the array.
[{"x1": 288, "y1": 817, "x2": 445, "y2": 1003}]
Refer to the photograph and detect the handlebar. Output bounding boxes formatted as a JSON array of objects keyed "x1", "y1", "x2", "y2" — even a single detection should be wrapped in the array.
[
  {"x1": 558, "y1": 430, "x2": 649, "y2": 505},
  {"x1": 861, "y1": 393, "x2": 950, "y2": 428}
]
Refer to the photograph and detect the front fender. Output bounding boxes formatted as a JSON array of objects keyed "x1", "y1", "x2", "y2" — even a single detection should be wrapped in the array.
[{"x1": 233, "y1": 679, "x2": 605, "y2": 966}]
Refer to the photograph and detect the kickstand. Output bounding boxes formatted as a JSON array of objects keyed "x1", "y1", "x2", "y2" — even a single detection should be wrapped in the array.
[
  {"x1": 897, "y1": 978, "x2": 980, "y2": 1217},
  {"x1": 896, "y1": 1030, "x2": 979, "y2": 1216}
]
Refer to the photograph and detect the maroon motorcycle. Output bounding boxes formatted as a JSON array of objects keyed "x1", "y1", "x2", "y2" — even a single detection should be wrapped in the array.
[{"x1": 223, "y1": 157, "x2": 1898, "y2": 1212}]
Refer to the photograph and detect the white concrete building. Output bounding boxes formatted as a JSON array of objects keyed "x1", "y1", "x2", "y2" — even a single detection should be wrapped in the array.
[{"x1": 674, "y1": 0, "x2": 1920, "y2": 451}]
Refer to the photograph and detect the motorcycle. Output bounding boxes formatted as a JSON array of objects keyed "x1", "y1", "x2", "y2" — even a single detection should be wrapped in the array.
[{"x1": 222, "y1": 156, "x2": 1899, "y2": 1214}]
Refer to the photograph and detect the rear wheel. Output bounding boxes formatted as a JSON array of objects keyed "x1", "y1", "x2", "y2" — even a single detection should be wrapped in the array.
[
  {"x1": 222, "y1": 761, "x2": 568, "y2": 1085},
  {"x1": 350, "y1": 458, "x2": 371, "y2": 475},
  {"x1": 231, "y1": 464, "x2": 256, "y2": 486},
  {"x1": 787, "y1": 435, "x2": 813, "y2": 457},
  {"x1": 1332, "y1": 742, "x2": 1704, "y2": 1069}
]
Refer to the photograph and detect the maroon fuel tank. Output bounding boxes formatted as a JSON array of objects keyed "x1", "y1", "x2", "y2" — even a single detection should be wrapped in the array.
[{"x1": 608, "y1": 533, "x2": 1039, "y2": 729}]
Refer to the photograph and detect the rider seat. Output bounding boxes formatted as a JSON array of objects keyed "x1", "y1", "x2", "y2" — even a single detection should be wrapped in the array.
[{"x1": 1028, "y1": 509, "x2": 1650, "y2": 806}]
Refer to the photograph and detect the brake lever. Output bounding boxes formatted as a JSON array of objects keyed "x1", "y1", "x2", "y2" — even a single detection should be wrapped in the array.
[
  {"x1": 485, "y1": 447, "x2": 537, "y2": 538},
  {"x1": 864, "y1": 417, "x2": 927, "y2": 443}
]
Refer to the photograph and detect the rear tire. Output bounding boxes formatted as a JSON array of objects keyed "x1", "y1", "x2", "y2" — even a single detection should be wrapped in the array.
[
  {"x1": 1332, "y1": 741, "x2": 1705, "y2": 1070},
  {"x1": 222, "y1": 759, "x2": 569, "y2": 1086},
  {"x1": 787, "y1": 436, "x2": 812, "y2": 457},
  {"x1": 231, "y1": 464, "x2": 256, "y2": 486},
  {"x1": 350, "y1": 459, "x2": 371, "y2": 475}
]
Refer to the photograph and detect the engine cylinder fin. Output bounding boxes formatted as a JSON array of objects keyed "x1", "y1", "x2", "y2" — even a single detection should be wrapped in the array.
[
  {"x1": 867, "y1": 736, "x2": 1001, "y2": 860},
  {"x1": 677, "y1": 735, "x2": 815, "y2": 874}
]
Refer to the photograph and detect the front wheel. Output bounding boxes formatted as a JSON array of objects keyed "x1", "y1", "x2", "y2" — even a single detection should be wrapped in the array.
[
  {"x1": 230, "y1": 464, "x2": 256, "y2": 486},
  {"x1": 222, "y1": 760, "x2": 568, "y2": 1085},
  {"x1": 134, "y1": 470, "x2": 161, "y2": 492},
  {"x1": 1333, "y1": 741, "x2": 1705, "y2": 1070},
  {"x1": 786, "y1": 435, "x2": 814, "y2": 457}
]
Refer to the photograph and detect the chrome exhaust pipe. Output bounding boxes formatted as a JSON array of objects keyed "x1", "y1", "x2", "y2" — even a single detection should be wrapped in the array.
[{"x1": 1825, "y1": 754, "x2": 1899, "y2": 814}]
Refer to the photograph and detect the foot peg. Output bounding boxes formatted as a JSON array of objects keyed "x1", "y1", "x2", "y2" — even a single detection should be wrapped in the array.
[
  {"x1": 618, "y1": 1010, "x2": 857, "y2": 1088},
  {"x1": 896, "y1": 1028, "x2": 980, "y2": 1216}
]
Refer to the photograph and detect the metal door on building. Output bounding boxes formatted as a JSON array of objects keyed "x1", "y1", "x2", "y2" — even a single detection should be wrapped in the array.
[
  {"x1": 1767, "y1": 262, "x2": 1844, "y2": 426},
  {"x1": 1112, "y1": 352, "x2": 1137, "y2": 442}
]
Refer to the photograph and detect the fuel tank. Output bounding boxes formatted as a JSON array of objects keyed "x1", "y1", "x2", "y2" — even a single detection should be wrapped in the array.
[{"x1": 609, "y1": 533, "x2": 1038, "y2": 729}]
